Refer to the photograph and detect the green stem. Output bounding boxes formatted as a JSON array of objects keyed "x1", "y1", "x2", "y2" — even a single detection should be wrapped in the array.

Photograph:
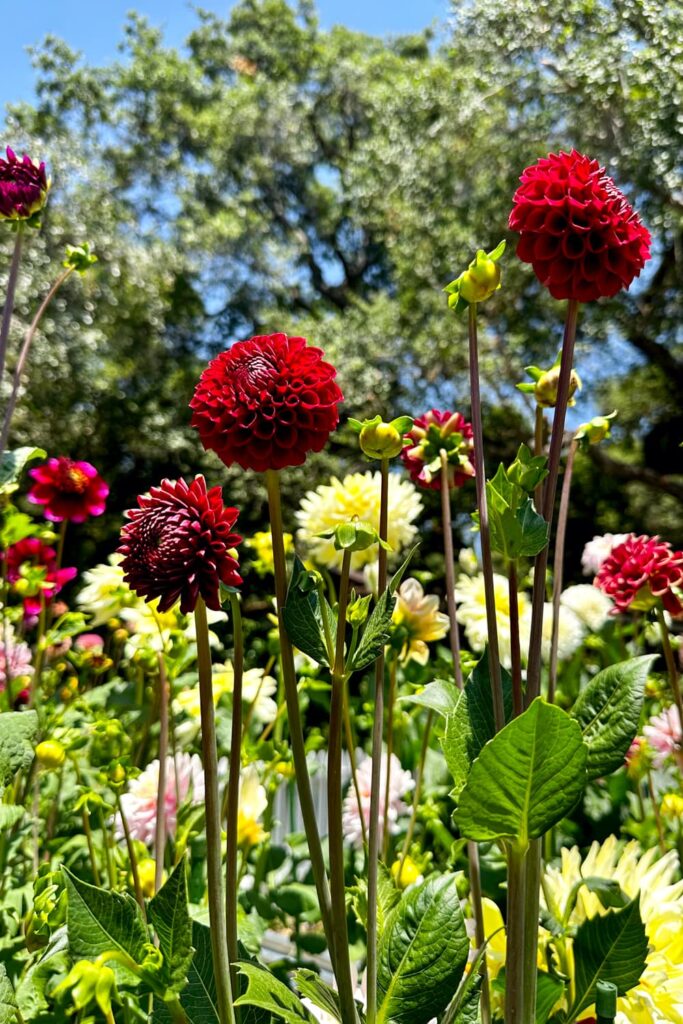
[
  {"x1": 99, "y1": 806, "x2": 116, "y2": 889},
  {"x1": 226, "y1": 591, "x2": 243, "y2": 996},
  {"x1": 116, "y1": 792, "x2": 147, "y2": 919},
  {"x1": 508, "y1": 561, "x2": 523, "y2": 718},
  {"x1": 0, "y1": 226, "x2": 23, "y2": 390},
  {"x1": 82, "y1": 805, "x2": 101, "y2": 887},
  {"x1": 264, "y1": 469, "x2": 336, "y2": 971},
  {"x1": 366, "y1": 457, "x2": 390, "y2": 1024},
  {"x1": 467, "y1": 304, "x2": 505, "y2": 732},
  {"x1": 548, "y1": 440, "x2": 577, "y2": 703},
  {"x1": 521, "y1": 840, "x2": 542, "y2": 1023},
  {"x1": 534, "y1": 405, "x2": 545, "y2": 512},
  {"x1": 382, "y1": 657, "x2": 397, "y2": 861},
  {"x1": 56, "y1": 520, "x2": 67, "y2": 572},
  {"x1": 656, "y1": 605, "x2": 683, "y2": 730},
  {"x1": 505, "y1": 843, "x2": 527, "y2": 1024},
  {"x1": 195, "y1": 596, "x2": 236, "y2": 1024},
  {"x1": 398, "y1": 708, "x2": 432, "y2": 875},
  {"x1": 343, "y1": 687, "x2": 367, "y2": 848},
  {"x1": 154, "y1": 654, "x2": 169, "y2": 894},
  {"x1": 328, "y1": 548, "x2": 360, "y2": 1024},
  {"x1": 440, "y1": 450, "x2": 463, "y2": 688}
]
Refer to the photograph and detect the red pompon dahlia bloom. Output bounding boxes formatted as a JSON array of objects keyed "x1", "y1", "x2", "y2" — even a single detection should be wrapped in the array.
[
  {"x1": 401, "y1": 410, "x2": 475, "y2": 491},
  {"x1": 118, "y1": 476, "x2": 242, "y2": 614},
  {"x1": 509, "y1": 150, "x2": 651, "y2": 302},
  {"x1": 28, "y1": 457, "x2": 109, "y2": 523},
  {"x1": 190, "y1": 333, "x2": 343, "y2": 472},
  {"x1": 595, "y1": 534, "x2": 683, "y2": 618},
  {"x1": 4, "y1": 537, "x2": 77, "y2": 617},
  {"x1": 0, "y1": 147, "x2": 49, "y2": 222}
]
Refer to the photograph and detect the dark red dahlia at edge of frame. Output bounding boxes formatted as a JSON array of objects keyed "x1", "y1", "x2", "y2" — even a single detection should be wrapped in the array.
[
  {"x1": 509, "y1": 150, "x2": 651, "y2": 302},
  {"x1": 190, "y1": 333, "x2": 343, "y2": 472},
  {"x1": 0, "y1": 147, "x2": 49, "y2": 221},
  {"x1": 118, "y1": 476, "x2": 242, "y2": 615}
]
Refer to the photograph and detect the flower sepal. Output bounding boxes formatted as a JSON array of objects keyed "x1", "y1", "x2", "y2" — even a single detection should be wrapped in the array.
[
  {"x1": 516, "y1": 352, "x2": 582, "y2": 408},
  {"x1": 575, "y1": 411, "x2": 618, "y2": 447},
  {"x1": 444, "y1": 240, "x2": 505, "y2": 312},
  {"x1": 349, "y1": 415, "x2": 413, "y2": 460}
]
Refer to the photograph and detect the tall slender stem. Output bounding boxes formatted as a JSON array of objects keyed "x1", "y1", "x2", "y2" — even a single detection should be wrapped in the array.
[
  {"x1": 0, "y1": 227, "x2": 23, "y2": 392},
  {"x1": 505, "y1": 844, "x2": 527, "y2": 1024},
  {"x1": 656, "y1": 606, "x2": 683, "y2": 729},
  {"x1": 0, "y1": 267, "x2": 72, "y2": 452},
  {"x1": 382, "y1": 657, "x2": 397, "y2": 860},
  {"x1": 328, "y1": 549, "x2": 360, "y2": 1024},
  {"x1": 343, "y1": 688, "x2": 367, "y2": 848},
  {"x1": 154, "y1": 654, "x2": 169, "y2": 895},
  {"x1": 467, "y1": 304, "x2": 504, "y2": 732},
  {"x1": 264, "y1": 469, "x2": 336, "y2": 970},
  {"x1": 225, "y1": 592, "x2": 243, "y2": 994},
  {"x1": 195, "y1": 597, "x2": 236, "y2": 1024},
  {"x1": 56, "y1": 521, "x2": 67, "y2": 571},
  {"x1": 366, "y1": 457, "x2": 389, "y2": 1024},
  {"x1": 440, "y1": 450, "x2": 463, "y2": 688},
  {"x1": 398, "y1": 709, "x2": 433, "y2": 875},
  {"x1": 508, "y1": 561, "x2": 523, "y2": 718},
  {"x1": 116, "y1": 792, "x2": 147, "y2": 919},
  {"x1": 534, "y1": 405, "x2": 545, "y2": 511},
  {"x1": 548, "y1": 440, "x2": 578, "y2": 703}
]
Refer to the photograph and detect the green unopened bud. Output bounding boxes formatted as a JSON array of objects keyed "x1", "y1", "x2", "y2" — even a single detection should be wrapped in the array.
[
  {"x1": 507, "y1": 444, "x2": 548, "y2": 493},
  {"x1": 444, "y1": 240, "x2": 505, "y2": 312},
  {"x1": 575, "y1": 411, "x2": 617, "y2": 445},
  {"x1": 35, "y1": 739, "x2": 66, "y2": 770},
  {"x1": 63, "y1": 243, "x2": 98, "y2": 274},
  {"x1": 349, "y1": 414, "x2": 413, "y2": 460},
  {"x1": 348, "y1": 592, "x2": 372, "y2": 627},
  {"x1": 534, "y1": 365, "x2": 581, "y2": 408}
]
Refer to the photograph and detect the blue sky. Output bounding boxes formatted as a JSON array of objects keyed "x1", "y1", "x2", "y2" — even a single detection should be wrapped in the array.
[{"x1": 1, "y1": 0, "x2": 447, "y2": 111}]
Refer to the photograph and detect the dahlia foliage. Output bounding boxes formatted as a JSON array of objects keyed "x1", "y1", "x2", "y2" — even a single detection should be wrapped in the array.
[{"x1": 3, "y1": 142, "x2": 683, "y2": 1024}]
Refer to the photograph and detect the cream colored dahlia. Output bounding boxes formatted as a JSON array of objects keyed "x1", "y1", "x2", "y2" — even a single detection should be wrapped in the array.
[
  {"x1": 454, "y1": 572, "x2": 529, "y2": 669},
  {"x1": 392, "y1": 578, "x2": 449, "y2": 665}
]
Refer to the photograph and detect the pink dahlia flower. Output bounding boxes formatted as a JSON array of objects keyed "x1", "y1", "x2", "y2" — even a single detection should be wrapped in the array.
[
  {"x1": 28, "y1": 457, "x2": 109, "y2": 523},
  {"x1": 643, "y1": 706, "x2": 682, "y2": 769},
  {"x1": 342, "y1": 751, "x2": 413, "y2": 847},
  {"x1": 115, "y1": 753, "x2": 205, "y2": 846}
]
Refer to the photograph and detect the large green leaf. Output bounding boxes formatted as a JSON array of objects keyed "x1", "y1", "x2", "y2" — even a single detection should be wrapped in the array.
[
  {"x1": 400, "y1": 678, "x2": 459, "y2": 718},
  {"x1": 350, "y1": 586, "x2": 395, "y2": 672},
  {"x1": 454, "y1": 698, "x2": 587, "y2": 848},
  {"x1": 377, "y1": 874, "x2": 469, "y2": 1024},
  {"x1": 294, "y1": 970, "x2": 341, "y2": 1022},
  {"x1": 535, "y1": 971, "x2": 565, "y2": 1024},
  {"x1": 441, "y1": 651, "x2": 514, "y2": 799},
  {"x1": 152, "y1": 922, "x2": 218, "y2": 1024},
  {"x1": 0, "y1": 964, "x2": 17, "y2": 1024},
  {"x1": 149, "y1": 860, "x2": 193, "y2": 992},
  {"x1": 0, "y1": 448, "x2": 46, "y2": 495},
  {"x1": 63, "y1": 869, "x2": 149, "y2": 984},
  {"x1": 0, "y1": 711, "x2": 38, "y2": 786},
  {"x1": 567, "y1": 897, "x2": 648, "y2": 1019},
  {"x1": 283, "y1": 555, "x2": 334, "y2": 667},
  {"x1": 571, "y1": 656, "x2": 655, "y2": 780},
  {"x1": 234, "y1": 962, "x2": 316, "y2": 1023}
]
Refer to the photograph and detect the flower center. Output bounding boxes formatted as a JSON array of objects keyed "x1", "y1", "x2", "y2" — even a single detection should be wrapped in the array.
[
  {"x1": 233, "y1": 354, "x2": 279, "y2": 400},
  {"x1": 56, "y1": 461, "x2": 89, "y2": 494}
]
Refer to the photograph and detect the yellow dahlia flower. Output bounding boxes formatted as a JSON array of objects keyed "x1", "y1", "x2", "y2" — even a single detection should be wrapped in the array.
[
  {"x1": 247, "y1": 529, "x2": 293, "y2": 576},
  {"x1": 236, "y1": 765, "x2": 268, "y2": 848},
  {"x1": 392, "y1": 578, "x2": 449, "y2": 665},
  {"x1": 454, "y1": 572, "x2": 530, "y2": 669}
]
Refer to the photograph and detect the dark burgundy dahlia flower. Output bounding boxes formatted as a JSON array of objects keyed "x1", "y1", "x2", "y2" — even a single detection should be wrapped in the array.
[
  {"x1": 118, "y1": 476, "x2": 242, "y2": 614},
  {"x1": 595, "y1": 533, "x2": 683, "y2": 618},
  {"x1": 401, "y1": 410, "x2": 475, "y2": 491},
  {"x1": 28, "y1": 457, "x2": 109, "y2": 523},
  {"x1": 190, "y1": 333, "x2": 343, "y2": 472},
  {"x1": 0, "y1": 147, "x2": 49, "y2": 221},
  {"x1": 509, "y1": 150, "x2": 651, "y2": 302}
]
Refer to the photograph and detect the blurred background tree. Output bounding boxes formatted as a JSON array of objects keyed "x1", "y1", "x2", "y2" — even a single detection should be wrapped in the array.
[{"x1": 1, "y1": 0, "x2": 681, "y2": 566}]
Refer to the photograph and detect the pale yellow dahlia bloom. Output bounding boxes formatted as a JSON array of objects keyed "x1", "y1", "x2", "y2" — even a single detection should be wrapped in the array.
[
  {"x1": 519, "y1": 601, "x2": 586, "y2": 663},
  {"x1": 296, "y1": 471, "x2": 422, "y2": 571},
  {"x1": 392, "y1": 578, "x2": 449, "y2": 665},
  {"x1": 247, "y1": 529, "x2": 293, "y2": 576},
  {"x1": 560, "y1": 583, "x2": 613, "y2": 632},
  {"x1": 76, "y1": 554, "x2": 135, "y2": 626},
  {"x1": 542, "y1": 837, "x2": 683, "y2": 1023},
  {"x1": 454, "y1": 572, "x2": 529, "y2": 669},
  {"x1": 236, "y1": 764, "x2": 269, "y2": 847}
]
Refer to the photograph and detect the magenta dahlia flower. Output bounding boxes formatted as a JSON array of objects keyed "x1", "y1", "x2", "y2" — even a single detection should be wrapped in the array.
[
  {"x1": 509, "y1": 150, "x2": 651, "y2": 302},
  {"x1": 118, "y1": 476, "x2": 242, "y2": 614},
  {"x1": 28, "y1": 457, "x2": 109, "y2": 523},
  {"x1": 401, "y1": 410, "x2": 475, "y2": 491},
  {"x1": 190, "y1": 333, "x2": 343, "y2": 472},
  {"x1": 595, "y1": 534, "x2": 683, "y2": 617},
  {"x1": 4, "y1": 537, "x2": 77, "y2": 617},
  {"x1": 0, "y1": 147, "x2": 49, "y2": 222}
]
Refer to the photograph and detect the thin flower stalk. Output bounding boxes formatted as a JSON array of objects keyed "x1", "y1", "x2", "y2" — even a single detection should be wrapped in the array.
[
  {"x1": 154, "y1": 654, "x2": 170, "y2": 895},
  {"x1": 264, "y1": 469, "x2": 337, "y2": 971},
  {"x1": 508, "y1": 561, "x2": 523, "y2": 718},
  {"x1": 194, "y1": 596, "x2": 236, "y2": 1024},
  {"x1": 366, "y1": 457, "x2": 389, "y2": 1024},
  {"x1": 328, "y1": 547, "x2": 360, "y2": 1024},
  {"x1": 0, "y1": 227, "x2": 23, "y2": 391},
  {"x1": 548, "y1": 438, "x2": 578, "y2": 703},
  {"x1": 467, "y1": 304, "x2": 505, "y2": 732},
  {"x1": 116, "y1": 791, "x2": 147, "y2": 918},
  {"x1": 225, "y1": 591, "x2": 243, "y2": 987},
  {"x1": 382, "y1": 656, "x2": 398, "y2": 860},
  {"x1": 440, "y1": 450, "x2": 463, "y2": 687},
  {"x1": 655, "y1": 605, "x2": 683, "y2": 731}
]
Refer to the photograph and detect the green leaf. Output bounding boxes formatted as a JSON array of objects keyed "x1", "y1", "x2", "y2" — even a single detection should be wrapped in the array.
[
  {"x1": 563, "y1": 877, "x2": 628, "y2": 925},
  {"x1": 441, "y1": 651, "x2": 514, "y2": 799},
  {"x1": 454, "y1": 698, "x2": 588, "y2": 848},
  {"x1": 294, "y1": 970, "x2": 341, "y2": 1022},
  {"x1": 0, "y1": 711, "x2": 38, "y2": 786},
  {"x1": 271, "y1": 883, "x2": 320, "y2": 921},
  {"x1": 234, "y1": 962, "x2": 316, "y2": 1023},
  {"x1": 0, "y1": 964, "x2": 17, "y2": 1024},
  {"x1": 15, "y1": 928, "x2": 70, "y2": 1018},
  {"x1": 0, "y1": 448, "x2": 46, "y2": 495},
  {"x1": 570, "y1": 656, "x2": 655, "y2": 780},
  {"x1": 63, "y1": 869, "x2": 149, "y2": 984},
  {"x1": 401, "y1": 678, "x2": 459, "y2": 718},
  {"x1": 351, "y1": 587, "x2": 395, "y2": 672},
  {"x1": 389, "y1": 543, "x2": 419, "y2": 595},
  {"x1": 149, "y1": 860, "x2": 193, "y2": 992},
  {"x1": 377, "y1": 874, "x2": 469, "y2": 1024},
  {"x1": 0, "y1": 806, "x2": 25, "y2": 830},
  {"x1": 153, "y1": 922, "x2": 218, "y2": 1024},
  {"x1": 535, "y1": 971, "x2": 565, "y2": 1024},
  {"x1": 283, "y1": 555, "x2": 334, "y2": 666},
  {"x1": 567, "y1": 897, "x2": 648, "y2": 1019}
]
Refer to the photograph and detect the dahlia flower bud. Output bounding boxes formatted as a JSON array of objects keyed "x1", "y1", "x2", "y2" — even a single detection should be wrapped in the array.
[
  {"x1": 0, "y1": 147, "x2": 49, "y2": 224},
  {"x1": 444, "y1": 240, "x2": 505, "y2": 312},
  {"x1": 118, "y1": 476, "x2": 242, "y2": 614},
  {"x1": 401, "y1": 409, "x2": 475, "y2": 490},
  {"x1": 349, "y1": 415, "x2": 413, "y2": 460},
  {"x1": 509, "y1": 150, "x2": 651, "y2": 302},
  {"x1": 63, "y1": 243, "x2": 98, "y2": 275},
  {"x1": 517, "y1": 356, "x2": 582, "y2": 409},
  {"x1": 575, "y1": 411, "x2": 617, "y2": 446},
  {"x1": 190, "y1": 333, "x2": 342, "y2": 472},
  {"x1": 35, "y1": 739, "x2": 66, "y2": 770}
]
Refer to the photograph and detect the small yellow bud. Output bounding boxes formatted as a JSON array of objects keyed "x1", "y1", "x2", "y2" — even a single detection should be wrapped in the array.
[
  {"x1": 534, "y1": 367, "x2": 581, "y2": 408},
  {"x1": 359, "y1": 421, "x2": 404, "y2": 460},
  {"x1": 35, "y1": 740, "x2": 66, "y2": 770},
  {"x1": 459, "y1": 254, "x2": 502, "y2": 303},
  {"x1": 137, "y1": 858, "x2": 160, "y2": 898},
  {"x1": 390, "y1": 855, "x2": 423, "y2": 889}
]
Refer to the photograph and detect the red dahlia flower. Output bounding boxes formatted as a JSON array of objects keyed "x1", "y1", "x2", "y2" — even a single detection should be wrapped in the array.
[
  {"x1": 28, "y1": 457, "x2": 109, "y2": 523},
  {"x1": 0, "y1": 147, "x2": 49, "y2": 222},
  {"x1": 595, "y1": 534, "x2": 683, "y2": 617},
  {"x1": 4, "y1": 537, "x2": 77, "y2": 617},
  {"x1": 190, "y1": 333, "x2": 343, "y2": 472},
  {"x1": 401, "y1": 410, "x2": 475, "y2": 491},
  {"x1": 118, "y1": 476, "x2": 242, "y2": 614},
  {"x1": 509, "y1": 150, "x2": 651, "y2": 302}
]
